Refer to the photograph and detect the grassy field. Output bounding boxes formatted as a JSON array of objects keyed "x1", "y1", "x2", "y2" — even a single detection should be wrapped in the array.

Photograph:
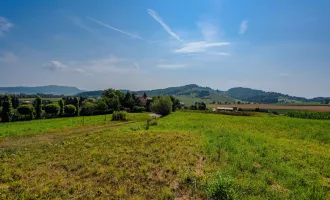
[
  {"x1": 210, "y1": 104, "x2": 330, "y2": 112},
  {"x1": 1, "y1": 112, "x2": 330, "y2": 199},
  {"x1": 174, "y1": 94, "x2": 235, "y2": 105}
]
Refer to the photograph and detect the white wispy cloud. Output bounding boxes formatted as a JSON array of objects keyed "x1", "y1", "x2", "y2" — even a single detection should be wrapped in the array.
[
  {"x1": 87, "y1": 16, "x2": 148, "y2": 41},
  {"x1": 197, "y1": 21, "x2": 219, "y2": 41},
  {"x1": 43, "y1": 61, "x2": 67, "y2": 71},
  {"x1": 174, "y1": 41, "x2": 230, "y2": 53},
  {"x1": 0, "y1": 52, "x2": 18, "y2": 63},
  {"x1": 134, "y1": 62, "x2": 140, "y2": 69},
  {"x1": 0, "y1": 17, "x2": 13, "y2": 36},
  {"x1": 157, "y1": 64, "x2": 186, "y2": 69},
  {"x1": 72, "y1": 68, "x2": 86, "y2": 73},
  {"x1": 239, "y1": 20, "x2": 248, "y2": 35},
  {"x1": 147, "y1": 9, "x2": 182, "y2": 41},
  {"x1": 279, "y1": 73, "x2": 290, "y2": 76},
  {"x1": 209, "y1": 52, "x2": 231, "y2": 56}
]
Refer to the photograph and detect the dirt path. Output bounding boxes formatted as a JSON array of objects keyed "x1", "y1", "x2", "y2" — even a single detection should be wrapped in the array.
[{"x1": 0, "y1": 121, "x2": 136, "y2": 149}]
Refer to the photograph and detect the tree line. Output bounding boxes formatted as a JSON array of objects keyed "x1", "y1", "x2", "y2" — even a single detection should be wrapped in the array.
[{"x1": 0, "y1": 89, "x2": 181, "y2": 123}]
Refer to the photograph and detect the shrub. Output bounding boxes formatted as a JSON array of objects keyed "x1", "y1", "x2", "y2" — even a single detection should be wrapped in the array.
[
  {"x1": 64, "y1": 104, "x2": 77, "y2": 116},
  {"x1": 112, "y1": 111, "x2": 128, "y2": 121},
  {"x1": 237, "y1": 108, "x2": 243, "y2": 111},
  {"x1": 132, "y1": 106, "x2": 146, "y2": 113},
  {"x1": 150, "y1": 96, "x2": 173, "y2": 116},
  {"x1": 43, "y1": 103, "x2": 60, "y2": 117},
  {"x1": 17, "y1": 104, "x2": 35, "y2": 120}
]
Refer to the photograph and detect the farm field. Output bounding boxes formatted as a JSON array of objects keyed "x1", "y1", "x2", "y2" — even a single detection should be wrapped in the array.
[
  {"x1": 1, "y1": 111, "x2": 330, "y2": 199},
  {"x1": 210, "y1": 104, "x2": 330, "y2": 112}
]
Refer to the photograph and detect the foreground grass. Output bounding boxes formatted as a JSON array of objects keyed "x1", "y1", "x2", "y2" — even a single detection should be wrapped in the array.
[{"x1": 1, "y1": 111, "x2": 330, "y2": 199}]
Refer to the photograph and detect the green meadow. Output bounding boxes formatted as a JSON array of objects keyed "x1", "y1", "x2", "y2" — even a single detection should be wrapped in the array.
[{"x1": 1, "y1": 111, "x2": 330, "y2": 199}]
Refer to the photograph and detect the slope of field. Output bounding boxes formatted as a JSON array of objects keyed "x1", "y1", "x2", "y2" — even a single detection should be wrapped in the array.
[
  {"x1": 210, "y1": 104, "x2": 330, "y2": 112},
  {"x1": 1, "y1": 112, "x2": 330, "y2": 199},
  {"x1": 174, "y1": 94, "x2": 235, "y2": 105}
]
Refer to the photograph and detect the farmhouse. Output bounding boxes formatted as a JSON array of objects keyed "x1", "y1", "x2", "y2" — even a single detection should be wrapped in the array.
[{"x1": 216, "y1": 107, "x2": 234, "y2": 111}]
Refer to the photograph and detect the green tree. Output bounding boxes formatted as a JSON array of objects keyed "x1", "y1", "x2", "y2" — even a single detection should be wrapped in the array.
[
  {"x1": 81, "y1": 101, "x2": 97, "y2": 116},
  {"x1": 1, "y1": 94, "x2": 13, "y2": 122},
  {"x1": 96, "y1": 100, "x2": 108, "y2": 114},
  {"x1": 123, "y1": 92, "x2": 134, "y2": 109},
  {"x1": 44, "y1": 103, "x2": 60, "y2": 117},
  {"x1": 143, "y1": 92, "x2": 147, "y2": 98},
  {"x1": 17, "y1": 104, "x2": 35, "y2": 120},
  {"x1": 34, "y1": 96, "x2": 42, "y2": 119},
  {"x1": 150, "y1": 96, "x2": 173, "y2": 116},
  {"x1": 11, "y1": 95, "x2": 20, "y2": 109},
  {"x1": 64, "y1": 104, "x2": 77, "y2": 116},
  {"x1": 59, "y1": 99, "x2": 64, "y2": 117},
  {"x1": 198, "y1": 102, "x2": 207, "y2": 110},
  {"x1": 73, "y1": 97, "x2": 80, "y2": 116},
  {"x1": 170, "y1": 96, "x2": 181, "y2": 112}
]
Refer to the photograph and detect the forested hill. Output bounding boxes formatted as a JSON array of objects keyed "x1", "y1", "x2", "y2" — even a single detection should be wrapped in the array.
[
  {"x1": 226, "y1": 87, "x2": 330, "y2": 104},
  {"x1": 0, "y1": 85, "x2": 84, "y2": 96},
  {"x1": 134, "y1": 84, "x2": 222, "y2": 96}
]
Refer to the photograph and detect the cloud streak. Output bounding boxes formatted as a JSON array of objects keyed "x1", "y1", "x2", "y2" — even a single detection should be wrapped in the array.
[
  {"x1": 43, "y1": 61, "x2": 67, "y2": 71},
  {"x1": 157, "y1": 64, "x2": 186, "y2": 69},
  {"x1": 147, "y1": 9, "x2": 182, "y2": 41},
  {"x1": 174, "y1": 41, "x2": 230, "y2": 53},
  {"x1": 239, "y1": 20, "x2": 248, "y2": 35},
  {"x1": 70, "y1": 17, "x2": 94, "y2": 32},
  {"x1": 0, "y1": 17, "x2": 13, "y2": 36},
  {"x1": 87, "y1": 16, "x2": 148, "y2": 41}
]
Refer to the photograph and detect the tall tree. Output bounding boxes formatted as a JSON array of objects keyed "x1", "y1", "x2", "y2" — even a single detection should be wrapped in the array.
[
  {"x1": 143, "y1": 92, "x2": 147, "y2": 99},
  {"x1": 35, "y1": 96, "x2": 42, "y2": 119},
  {"x1": 11, "y1": 95, "x2": 20, "y2": 109},
  {"x1": 123, "y1": 92, "x2": 134, "y2": 109},
  {"x1": 73, "y1": 97, "x2": 80, "y2": 116},
  {"x1": 59, "y1": 99, "x2": 64, "y2": 117},
  {"x1": 1, "y1": 94, "x2": 13, "y2": 122}
]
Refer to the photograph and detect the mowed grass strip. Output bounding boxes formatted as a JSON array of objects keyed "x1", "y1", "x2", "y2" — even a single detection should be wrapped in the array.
[
  {"x1": 0, "y1": 121, "x2": 205, "y2": 199},
  {"x1": 0, "y1": 113, "x2": 151, "y2": 138}
]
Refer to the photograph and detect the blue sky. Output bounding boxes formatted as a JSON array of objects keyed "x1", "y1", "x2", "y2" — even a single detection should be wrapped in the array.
[{"x1": 0, "y1": 0, "x2": 329, "y2": 97}]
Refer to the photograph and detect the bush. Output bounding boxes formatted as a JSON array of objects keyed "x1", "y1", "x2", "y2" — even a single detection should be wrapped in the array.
[
  {"x1": 43, "y1": 103, "x2": 60, "y2": 117},
  {"x1": 64, "y1": 104, "x2": 77, "y2": 116},
  {"x1": 17, "y1": 104, "x2": 35, "y2": 120},
  {"x1": 150, "y1": 96, "x2": 173, "y2": 116},
  {"x1": 132, "y1": 106, "x2": 146, "y2": 113},
  {"x1": 112, "y1": 111, "x2": 128, "y2": 121},
  {"x1": 81, "y1": 102, "x2": 97, "y2": 116}
]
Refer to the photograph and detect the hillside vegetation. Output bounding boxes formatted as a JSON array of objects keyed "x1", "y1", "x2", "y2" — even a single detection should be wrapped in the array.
[{"x1": 1, "y1": 111, "x2": 329, "y2": 199}]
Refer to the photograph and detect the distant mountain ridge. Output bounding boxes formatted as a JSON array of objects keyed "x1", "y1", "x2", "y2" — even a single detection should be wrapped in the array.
[
  {"x1": 1, "y1": 84, "x2": 329, "y2": 104},
  {"x1": 0, "y1": 85, "x2": 84, "y2": 96}
]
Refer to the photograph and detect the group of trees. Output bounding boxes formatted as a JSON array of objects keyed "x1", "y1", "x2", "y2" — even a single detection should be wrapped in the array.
[
  {"x1": 0, "y1": 89, "x2": 181, "y2": 122},
  {"x1": 190, "y1": 102, "x2": 207, "y2": 110}
]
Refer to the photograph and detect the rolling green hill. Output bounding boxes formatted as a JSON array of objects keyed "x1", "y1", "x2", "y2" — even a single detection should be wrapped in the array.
[{"x1": 0, "y1": 85, "x2": 84, "y2": 96}]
